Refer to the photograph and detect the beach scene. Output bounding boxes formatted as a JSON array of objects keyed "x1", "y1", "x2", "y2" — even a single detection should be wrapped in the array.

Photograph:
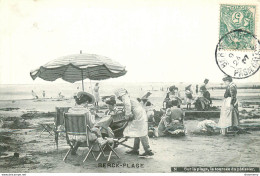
[
  {"x1": 1, "y1": 0, "x2": 260, "y2": 174},
  {"x1": 0, "y1": 82, "x2": 260, "y2": 173}
]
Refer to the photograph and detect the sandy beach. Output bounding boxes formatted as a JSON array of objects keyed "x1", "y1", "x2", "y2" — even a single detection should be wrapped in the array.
[{"x1": 0, "y1": 87, "x2": 260, "y2": 173}]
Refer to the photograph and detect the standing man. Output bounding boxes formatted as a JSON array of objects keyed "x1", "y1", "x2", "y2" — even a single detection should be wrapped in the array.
[{"x1": 114, "y1": 88, "x2": 154, "y2": 157}]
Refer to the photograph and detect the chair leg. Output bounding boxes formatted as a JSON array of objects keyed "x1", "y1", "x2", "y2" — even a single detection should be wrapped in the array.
[
  {"x1": 91, "y1": 151, "x2": 98, "y2": 161},
  {"x1": 63, "y1": 148, "x2": 72, "y2": 161},
  {"x1": 46, "y1": 124, "x2": 54, "y2": 136},
  {"x1": 83, "y1": 145, "x2": 94, "y2": 162},
  {"x1": 55, "y1": 132, "x2": 59, "y2": 151},
  {"x1": 99, "y1": 144, "x2": 106, "y2": 157},
  {"x1": 107, "y1": 151, "x2": 112, "y2": 162},
  {"x1": 96, "y1": 151, "x2": 103, "y2": 161},
  {"x1": 96, "y1": 144, "x2": 106, "y2": 161},
  {"x1": 119, "y1": 143, "x2": 133, "y2": 149},
  {"x1": 39, "y1": 125, "x2": 46, "y2": 137},
  {"x1": 108, "y1": 144, "x2": 120, "y2": 159}
]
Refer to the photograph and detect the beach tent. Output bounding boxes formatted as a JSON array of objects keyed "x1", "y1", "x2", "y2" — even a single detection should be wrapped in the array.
[{"x1": 30, "y1": 53, "x2": 127, "y2": 91}]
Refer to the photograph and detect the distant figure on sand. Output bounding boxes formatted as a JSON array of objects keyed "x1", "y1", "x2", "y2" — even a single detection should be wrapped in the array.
[
  {"x1": 195, "y1": 85, "x2": 199, "y2": 94},
  {"x1": 58, "y1": 92, "x2": 64, "y2": 99},
  {"x1": 218, "y1": 75, "x2": 239, "y2": 135},
  {"x1": 31, "y1": 90, "x2": 38, "y2": 99},
  {"x1": 42, "y1": 91, "x2": 45, "y2": 98},
  {"x1": 94, "y1": 83, "x2": 100, "y2": 107}
]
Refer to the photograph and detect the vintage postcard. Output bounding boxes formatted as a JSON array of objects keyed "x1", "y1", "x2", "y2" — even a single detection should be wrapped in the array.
[{"x1": 0, "y1": 0, "x2": 259, "y2": 174}]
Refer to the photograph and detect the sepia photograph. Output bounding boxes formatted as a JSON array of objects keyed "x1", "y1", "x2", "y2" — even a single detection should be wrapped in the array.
[{"x1": 0, "y1": 0, "x2": 259, "y2": 174}]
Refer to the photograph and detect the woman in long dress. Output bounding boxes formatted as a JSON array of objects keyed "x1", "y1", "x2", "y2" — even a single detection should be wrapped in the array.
[
  {"x1": 94, "y1": 83, "x2": 100, "y2": 107},
  {"x1": 218, "y1": 75, "x2": 239, "y2": 135}
]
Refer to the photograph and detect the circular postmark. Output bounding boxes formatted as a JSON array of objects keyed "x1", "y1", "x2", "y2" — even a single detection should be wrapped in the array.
[{"x1": 215, "y1": 29, "x2": 260, "y2": 79}]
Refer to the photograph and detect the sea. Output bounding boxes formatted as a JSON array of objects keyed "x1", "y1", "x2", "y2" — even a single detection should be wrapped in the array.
[{"x1": 0, "y1": 82, "x2": 259, "y2": 102}]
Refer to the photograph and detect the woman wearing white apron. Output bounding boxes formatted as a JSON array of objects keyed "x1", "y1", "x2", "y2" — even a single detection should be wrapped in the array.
[
  {"x1": 114, "y1": 88, "x2": 154, "y2": 158},
  {"x1": 218, "y1": 75, "x2": 239, "y2": 135}
]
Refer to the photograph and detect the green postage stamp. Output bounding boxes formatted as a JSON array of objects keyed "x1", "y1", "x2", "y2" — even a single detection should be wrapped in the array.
[{"x1": 219, "y1": 4, "x2": 256, "y2": 50}]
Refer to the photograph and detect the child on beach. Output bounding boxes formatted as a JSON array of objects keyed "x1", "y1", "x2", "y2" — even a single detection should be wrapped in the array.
[{"x1": 185, "y1": 85, "x2": 193, "y2": 110}]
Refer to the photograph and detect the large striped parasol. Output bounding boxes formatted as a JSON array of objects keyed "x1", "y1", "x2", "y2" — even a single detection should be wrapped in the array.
[{"x1": 30, "y1": 53, "x2": 127, "y2": 90}]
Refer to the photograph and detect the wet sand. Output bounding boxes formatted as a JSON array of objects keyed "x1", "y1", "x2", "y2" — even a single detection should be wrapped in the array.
[{"x1": 0, "y1": 96, "x2": 260, "y2": 173}]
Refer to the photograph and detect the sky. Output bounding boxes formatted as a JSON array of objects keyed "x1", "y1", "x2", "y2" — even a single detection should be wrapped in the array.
[{"x1": 0, "y1": 0, "x2": 259, "y2": 84}]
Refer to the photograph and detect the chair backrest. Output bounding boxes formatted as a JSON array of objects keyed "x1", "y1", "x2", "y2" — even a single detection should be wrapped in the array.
[
  {"x1": 111, "y1": 110, "x2": 126, "y2": 123},
  {"x1": 64, "y1": 113, "x2": 92, "y2": 146},
  {"x1": 64, "y1": 113, "x2": 91, "y2": 134},
  {"x1": 55, "y1": 107, "x2": 70, "y2": 127}
]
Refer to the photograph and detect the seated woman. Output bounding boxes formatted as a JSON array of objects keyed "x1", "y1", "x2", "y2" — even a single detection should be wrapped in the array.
[
  {"x1": 164, "y1": 86, "x2": 182, "y2": 108},
  {"x1": 158, "y1": 100, "x2": 185, "y2": 137},
  {"x1": 96, "y1": 96, "x2": 117, "y2": 138},
  {"x1": 67, "y1": 91, "x2": 98, "y2": 155},
  {"x1": 193, "y1": 86, "x2": 211, "y2": 111},
  {"x1": 69, "y1": 92, "x2": 108, "y2": 154},
  {"x1": 105, "y1": 96, "x2": 118, "y2": 115}
]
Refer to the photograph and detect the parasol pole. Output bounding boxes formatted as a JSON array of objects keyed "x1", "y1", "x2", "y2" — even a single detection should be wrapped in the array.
[
  {"x1": 81, "y1": 70, "x2": 84, "y2": 91},
  {"x1": 90, "y1": 80, "x2": 94, "y2": 95},
  {"x1": 80, "y1": 50, "x2": 85, "y2": 91}
]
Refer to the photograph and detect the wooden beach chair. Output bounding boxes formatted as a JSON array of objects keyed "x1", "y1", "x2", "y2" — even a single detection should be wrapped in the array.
[
  {"x1": 63, "y1": 113, "x2": 111, "y2": 162},
  {"x1": 54, "y1": 107, "x2": 70, "y2": 151}
]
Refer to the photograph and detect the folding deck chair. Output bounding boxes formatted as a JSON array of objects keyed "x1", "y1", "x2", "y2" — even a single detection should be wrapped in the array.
[
  {"x1": 63, "y1": 113, "x2": 119, "y2": 162},
  {"x1": 38, "y1": 122, "x2": 54, "y2": 137},
  {"x1": 54, "y1": 107, "x2": 70, "y2": 151},
  {"x1": 109, "y1": 110, "x2": 133, "y2": 150}
]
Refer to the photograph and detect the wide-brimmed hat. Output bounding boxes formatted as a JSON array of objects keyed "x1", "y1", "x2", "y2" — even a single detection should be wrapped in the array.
[
  {"x1": 114, "y1": 88, "x2": 127, "y2": 98},
  {"x1": 169, "y1": 85, "x2": 177, "y2": 92},
  {"x1": 222, "y1": 75, "x2": 232, "y2": 82},
  {"x1": 105, "y1": 96, "x2": 116, "y2": 105},
  {"x1": 75, "y1": 91, "x2": 95, "y2": 104}
]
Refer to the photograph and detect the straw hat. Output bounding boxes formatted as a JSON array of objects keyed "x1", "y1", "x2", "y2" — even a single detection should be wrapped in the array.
[{"x1": 114, "y1": 88, "x2": 128, "y2": 98}]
